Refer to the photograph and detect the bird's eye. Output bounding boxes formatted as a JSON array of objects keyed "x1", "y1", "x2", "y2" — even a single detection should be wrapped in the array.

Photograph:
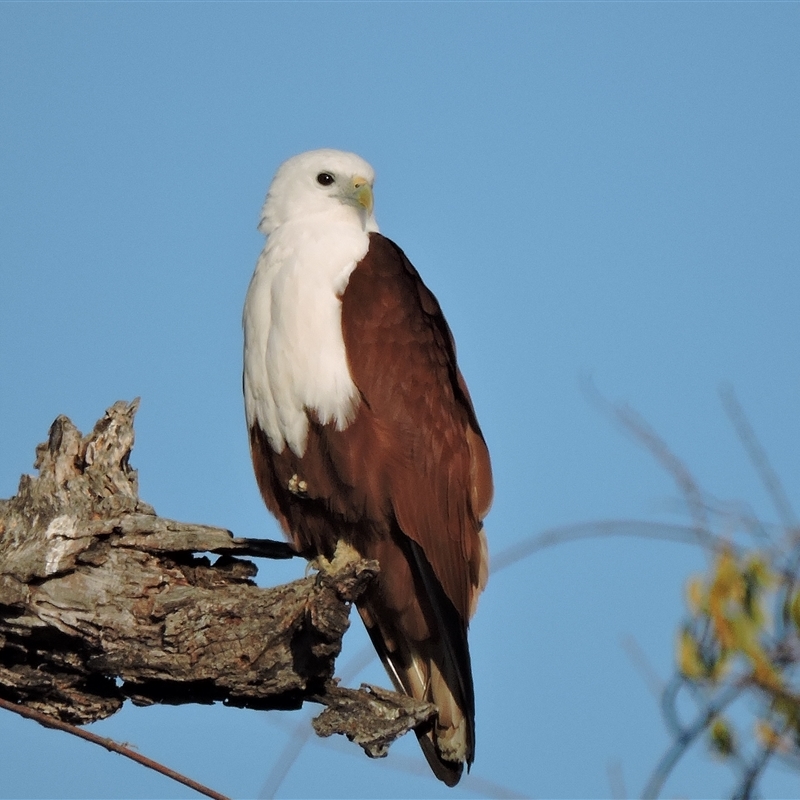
[{"x1": 316, "y1": 172, "x2": 335, "y2": 186}]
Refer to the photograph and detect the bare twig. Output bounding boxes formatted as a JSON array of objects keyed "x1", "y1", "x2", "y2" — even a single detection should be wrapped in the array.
[
  {"x1": 260, "y1": 708, "x2": 530, "y2": 800},
  {"x1": 643, "y1": 680, "x2": 744, "y2": 799},
  {"x1": 259, "y1": 715, "x2": 315, "y2": 800},
  {"x1": 582, "y1": 377, "x2": 711, "y2": 539},
  {"x1": 620, "y1": 635, "x2": 664, "y2": 699},
  {"x1": 606, "y1": 758, "x2": 628, "y2": 800},
  {"x1": 259, "y1": 643, "x2": 376, "y2": 799},
  {"x1": 614, "y1": 404, "x2": 710, "y2": 539},
  {"x1": 733, "y1": 740, "x2": 781, "y2": 800},
  {"x1": 720, "y1": 385, "x2": 797, "y2": 531},
  {"x1": 491, "y1": 519, "x2": 724, "y2": 575},
  {"x1": 0, "y1": 696, "x2": 230, "y2": 800}
]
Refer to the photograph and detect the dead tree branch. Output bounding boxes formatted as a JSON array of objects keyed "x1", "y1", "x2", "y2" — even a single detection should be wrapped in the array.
[{"x1": 0, "y1": 400, "x2": 433, "y2": 762}]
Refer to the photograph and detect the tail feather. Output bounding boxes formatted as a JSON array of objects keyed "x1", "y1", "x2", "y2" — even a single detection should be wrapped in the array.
[
  {"x1": 417, "y1": 730, "x2": 463, "y2": 787},
  {"x1": 357, "y1": 536, "x2": 475, "y2": 785},
  {"x1": 406, "y1": 539, "x2": 475, "y2": 766}
]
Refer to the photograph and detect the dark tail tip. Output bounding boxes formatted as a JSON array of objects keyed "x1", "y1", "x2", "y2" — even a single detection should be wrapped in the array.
[{"x1": 417, "y1": 731, "x2": 463, "y2": 787}]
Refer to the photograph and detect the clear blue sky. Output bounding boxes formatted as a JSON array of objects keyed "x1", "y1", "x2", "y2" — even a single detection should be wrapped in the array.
[{"x1": 2, "y1": 3, "x2": 799, "y2": 798}]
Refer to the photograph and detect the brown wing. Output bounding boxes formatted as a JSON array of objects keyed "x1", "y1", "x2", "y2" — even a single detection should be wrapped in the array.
[
  {"x1": 340, "y1": 232, "x2": 492, "y2": 622},
  {"x1": 340, "y1": 233, "x2": 492, "y2": 782}
]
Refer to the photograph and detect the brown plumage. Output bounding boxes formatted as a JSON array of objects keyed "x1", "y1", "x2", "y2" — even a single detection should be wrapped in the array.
[{"x1": 249, "y1": 233, "x2": 492, "y2": 785}]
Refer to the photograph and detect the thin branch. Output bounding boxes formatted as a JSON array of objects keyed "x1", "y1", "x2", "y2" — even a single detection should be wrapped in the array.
[
  {"x1": 261, "y1": 709, "x2": 529, "y2": 800},
  {"x1": 606, "y1": 758, "x2": 628, "y2": 800},
  {"x1": 614, "y1": 404, "x2": 710, "y2": 539},
  {"x1": 258, "y1": 640, "x2": 530, "y2": 800},
  {"x1": 259, "y1": 719, "x2": 313, "y2": 800},
  {"x1": 720, "y1": 385, "x2": 797, "y2": 531},
  {"x1": 642, "y1": 681, "x2": 744, "y2": 800},
  {"x1": 259, "y1": 643, "x2": 378, "y2": 798},
  {"x1": 619, "y1": 635, "x2": 665, "y2": 699},
  {"x1": 731, "y1": 712, "x2": 792, "y2": 800},
  {"x1": 491, "y1": 519, "x2": 724, "y2": 575},
  {"x1": 734, "y1": 741, "x2": 780, "y2": 800},
  {"x1": 582, "y1": 376, "x2": 711, "y2": 539},
  {"x1": 0, "y1": 696, "x2": 230, "y2": 800},
  {"x1": 212, "y1": 536, "x2": 298, "y2": 560},
  {"x1": 659, "y1": 674, "x2": 691, "y2": 741},
  {"x1": 747, "y1": 674, "x2": 800, "y2": 710}
]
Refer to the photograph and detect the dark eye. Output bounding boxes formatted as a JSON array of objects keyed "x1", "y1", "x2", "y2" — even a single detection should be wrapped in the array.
[{"x1": 316, "y1": 172, "x2": 335, "y2": 186}]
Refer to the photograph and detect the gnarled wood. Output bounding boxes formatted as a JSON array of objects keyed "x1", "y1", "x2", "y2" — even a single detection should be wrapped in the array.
[{"x1": 0, "y1": 400, "x2": 434, "y2": 758}]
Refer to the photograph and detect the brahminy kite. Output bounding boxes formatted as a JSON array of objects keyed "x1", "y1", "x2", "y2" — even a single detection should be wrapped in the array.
[{"x1": 243, "y1": 149, "x2": 492, "y2": 785}]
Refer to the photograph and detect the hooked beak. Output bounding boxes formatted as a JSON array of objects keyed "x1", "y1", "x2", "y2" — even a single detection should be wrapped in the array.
[{"x1": 349, "y1": 175, "x2": 374, "y2": 215}]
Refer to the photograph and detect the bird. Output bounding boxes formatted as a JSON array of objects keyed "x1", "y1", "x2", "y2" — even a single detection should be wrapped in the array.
[{"x1": 242, "y1": 149, "x2": 493, "y2": 786}]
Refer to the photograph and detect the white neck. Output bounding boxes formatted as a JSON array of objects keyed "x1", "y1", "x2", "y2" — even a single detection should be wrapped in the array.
[{"x1": 243, "y1": 212, "x2": 376, "y2": 455}]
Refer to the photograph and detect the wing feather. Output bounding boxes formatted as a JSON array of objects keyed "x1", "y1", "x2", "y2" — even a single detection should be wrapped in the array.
[{"x1": 340, "y1": 233, "x2": 493, "y2": 621}]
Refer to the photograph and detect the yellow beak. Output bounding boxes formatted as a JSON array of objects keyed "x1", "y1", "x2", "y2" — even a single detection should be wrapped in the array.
[{"x1": 351, "y1": 175, "x2": 374, "y2": 215}]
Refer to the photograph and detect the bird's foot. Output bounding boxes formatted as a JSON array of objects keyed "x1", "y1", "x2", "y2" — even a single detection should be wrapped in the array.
[
  {"x1": 287, "y1": 473, "x2": 308, "y2": 497},
  {"x1": 308, "y1": 540, "x2": 363, "y2": 577},
  {"x1": 306, "y1": 541, "x2": 378, "y2": 602}
]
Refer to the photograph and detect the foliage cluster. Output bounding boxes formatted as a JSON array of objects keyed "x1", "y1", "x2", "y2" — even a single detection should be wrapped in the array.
[{"x1": 636, "y1": 387, "x2": 800, "y2": 799}]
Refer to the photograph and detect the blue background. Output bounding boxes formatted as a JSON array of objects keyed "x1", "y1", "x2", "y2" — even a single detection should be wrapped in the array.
[{"x1": 1, "y1": 3, "x2": 799, "y2": 798}]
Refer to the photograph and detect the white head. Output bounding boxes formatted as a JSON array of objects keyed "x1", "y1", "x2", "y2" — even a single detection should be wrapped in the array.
[{"x1": 259, "y1": 149, "x2": 378, "y2": 236}]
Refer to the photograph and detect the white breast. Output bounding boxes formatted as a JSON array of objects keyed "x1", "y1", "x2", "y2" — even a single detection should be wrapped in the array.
[{"x1": 243, "y1": 212, "x2": 371, "y2": 456}]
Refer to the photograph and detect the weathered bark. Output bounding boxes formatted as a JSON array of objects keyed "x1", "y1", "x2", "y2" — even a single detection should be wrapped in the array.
[{"x1": 0, "y1": 400, "x2": 434, "y2": 758}]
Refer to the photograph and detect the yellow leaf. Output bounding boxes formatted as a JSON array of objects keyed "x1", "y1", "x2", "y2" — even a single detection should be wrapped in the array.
[
  {"x1": 709, "y1": 716, "x2": 735, "y2": 757},
  {"x1": 755, "y1": 720, "x2": 788, "y2": 752},
  {"x1": 678, "y1": 629, "x2": 705, "y2": 679},
  {"x1": 686, "y1": 576, "x2": 705, "y2": 614},
  {"x1": 752, "y1": 656, "x2": 783, "y2": 692},
  {"x1": 709, "y1": 650, "x2": 730, "y2": 681},
  {"x1": 744, "y1": 555, "x2": 774, "y2": 589},
  {"x1": 791, "y1": 592, "x2": 800, "y2": 633}
]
